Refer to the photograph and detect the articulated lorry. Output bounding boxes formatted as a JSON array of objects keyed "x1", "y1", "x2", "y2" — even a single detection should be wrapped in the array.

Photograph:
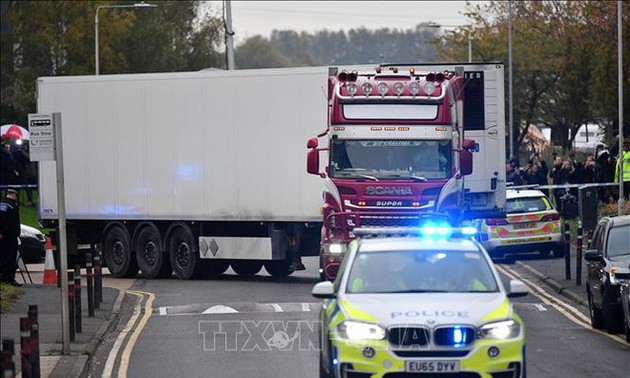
[
  {"x1": 306, "y1": 63, "x2": 507, "y2": 280},
  {"x1": 37, "y1": 67, "x2": 332, "y2": 279}
]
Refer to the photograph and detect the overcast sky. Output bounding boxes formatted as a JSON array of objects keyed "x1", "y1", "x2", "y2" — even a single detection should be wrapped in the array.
[{"x1": 204, "y1": 1, "x2": 482, "y2": 44}]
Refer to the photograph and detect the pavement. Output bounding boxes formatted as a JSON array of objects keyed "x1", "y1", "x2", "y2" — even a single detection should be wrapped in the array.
[
  {"x1": 0, "y1": 265, "x2": 132, "y2": 378},
  {"x1": 509, "y1": 242, "x2": 588, "y2": 307}
]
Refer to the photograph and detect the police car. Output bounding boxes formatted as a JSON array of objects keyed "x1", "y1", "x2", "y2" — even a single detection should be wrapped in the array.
[
  {"x1": 313, "y1": 225, "x2": 528, "y2": 378},
  {"x1": 477, "y1": 189, "x2": 563, "y2": 258}
]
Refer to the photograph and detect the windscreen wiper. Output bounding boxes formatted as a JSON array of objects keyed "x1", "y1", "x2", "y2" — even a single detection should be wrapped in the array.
[{"x1": 383, "y1": 174, "x2": 427, "y2": 182}]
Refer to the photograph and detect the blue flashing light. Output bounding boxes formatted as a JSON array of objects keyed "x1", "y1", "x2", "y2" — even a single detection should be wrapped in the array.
[
  {"x1": 452, "y1": 326, "x2": 466, "y2": 348},
  {"x1": 419, "y1": 221, "x2": 453, "y2": 239}
]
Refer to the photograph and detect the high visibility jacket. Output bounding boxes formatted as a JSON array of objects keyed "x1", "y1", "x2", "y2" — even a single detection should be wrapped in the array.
[{"x1": 614, "y1": 151, "x2": 630, "y2": 183}]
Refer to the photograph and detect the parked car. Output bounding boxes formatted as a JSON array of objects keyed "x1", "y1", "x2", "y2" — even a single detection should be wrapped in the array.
[
  {"x1": 19, "y1": 224, "x2": 46, "y2": 263},
  {"x1": 477, "y1": 189, "x2": 563, "y2": 258},
  {"x1": 611, "y1": 267, "x2": 630, "y2": 342},
  {"x1": 585, "y1": 215, "x2": 630, "y2": 334}
]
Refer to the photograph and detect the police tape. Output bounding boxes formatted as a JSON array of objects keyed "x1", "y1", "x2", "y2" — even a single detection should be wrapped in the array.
[{"x1": 508, "y1": 182, "x2": 622, "y2": 190}]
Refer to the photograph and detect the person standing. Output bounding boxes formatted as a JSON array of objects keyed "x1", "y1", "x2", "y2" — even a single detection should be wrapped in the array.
[
  {"x1": 0, "y1": 188, "x2": 21, "y2": 286},
  {"x1": 614, "y1": 140, "x2": 630, "y2": 200},
  {"x1": 1, "y1": 142, "x2": 19, "y2": 187},
  {"x1": 549, "y1": 155, "x2": 565, "y2": 211},
  {"x1": 12, "y1": 143, "x2": 33, "y2": 206}
]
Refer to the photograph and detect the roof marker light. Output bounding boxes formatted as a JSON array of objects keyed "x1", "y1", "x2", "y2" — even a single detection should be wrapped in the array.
[
  {"x1": 347, "y1": 83, "x2": 358, "y2": 97},
  {"x1": 361, "y1": 82, "x2": 373, "y2": 97},
  {"x1": 376, "y1": 82, "x2": 389, "y2": 96},
  {"x1": 408, "y1": 81, "x2": 420, "y2": 96}
]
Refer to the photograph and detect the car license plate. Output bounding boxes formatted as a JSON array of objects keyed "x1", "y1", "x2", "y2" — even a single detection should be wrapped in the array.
[
  {"x1": 513, "y1": 222, "x2": 537, "y2": 230},
  {"x1": 406, "y1": 360, "x2": 459, "y2": 373}
]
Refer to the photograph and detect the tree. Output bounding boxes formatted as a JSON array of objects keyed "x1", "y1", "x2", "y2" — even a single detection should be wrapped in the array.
[
  {"x1": 0, "y1": 1, "x2": 225, "y2": 126},
  {"x1": 435, "y1": 1, "x2": 629, "y2": 157}
]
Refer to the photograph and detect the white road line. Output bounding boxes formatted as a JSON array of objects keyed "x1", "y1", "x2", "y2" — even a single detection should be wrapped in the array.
[
  {"x1": 102, "y1": 293, "x2": 143, "y2": 378},
  {"x1": 499, "y1": 265, "x2": 590, "y2": 323},
  {"x1": 271, "y1": 303, "x2": 284, "y2": 312},
  {"x1": 202, "y1": 305, "x2": 239, "y2": 314},
  {"x1": 159, "y1": 307, "x2": 167, "y2": 316},
  {"x1": 301, "y1": 303, "x2": 310, "y2": 312},
  {"x1": 497, "y1": 264, "x2": 628, "y2": 346},
  {"x1": 534, "y1": 304, "x2": 547, "y2": 312}
]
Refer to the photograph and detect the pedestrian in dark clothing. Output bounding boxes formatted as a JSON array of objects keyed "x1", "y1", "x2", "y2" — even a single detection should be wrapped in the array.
[
  {"x1": 0, "y1": 188, "x2": 21, "y2": 286},
  {"x1": 595, "y1": 144, "x2": 613, "y2": 202},
  {"x1": 583, "y1": 155, "x2": 596, "y2": 184},
  {"x1": 506, "y1": 162, "x2": 522, "y2": 186},
  {"x1": 549, "y1": 156, "x2": 565, "y2": 211},
  {"x1": 563, "y1": 159, "x2": 581, "y2": 198},
  {"x1": 1, "y1": 142, "x2": 19, "y2": 186},
  {"x1": 12, "y1": 143, "x2": 33, "y2": 205},
  {"x1": 527, "y1": 153, "x2": 549, "y2": 196}
]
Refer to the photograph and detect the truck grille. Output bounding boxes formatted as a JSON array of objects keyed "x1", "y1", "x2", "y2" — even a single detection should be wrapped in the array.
[{"x1": 360, "y1": 215, "x2": 422, "y2": 227}]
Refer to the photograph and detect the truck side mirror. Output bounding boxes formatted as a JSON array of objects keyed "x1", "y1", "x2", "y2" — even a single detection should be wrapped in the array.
[
  {"x1": 307, "y1": 149, "x2": 321, "y2": 175},
  {"x1": 461, "y1": 149, "x2": 473, "y2": 176},
  {"x1": 307, "y1": 137, "x2": 319, "y2": 149},
  {"x1": 462, "y1": 139, "x2": 476, "y2": 150}
]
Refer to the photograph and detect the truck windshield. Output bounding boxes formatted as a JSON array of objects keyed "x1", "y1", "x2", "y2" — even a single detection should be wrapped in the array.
[{"x1": 330, "y1": 139, "x2": 452, "y2": 180}]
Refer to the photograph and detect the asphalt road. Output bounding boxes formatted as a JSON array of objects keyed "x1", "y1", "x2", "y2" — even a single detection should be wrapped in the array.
[{"x1": 88, "y1": 256, "x2": 629, "y2": 378}]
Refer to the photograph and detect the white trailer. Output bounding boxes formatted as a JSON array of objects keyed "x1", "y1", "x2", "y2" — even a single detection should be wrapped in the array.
[{"x1": 37, "y1": 67, "x2": 329, "y2": 279}]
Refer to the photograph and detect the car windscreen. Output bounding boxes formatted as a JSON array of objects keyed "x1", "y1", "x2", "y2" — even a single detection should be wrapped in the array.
[
  {"x1": 506, "y1": 196, "x2": 547, "y2": 214},
  {"x1": 346, "y1": 249, "x2": 499, "y2": 294},
  {"x1": 606, "y1": 225, "x2": 630, "y2": 257}
]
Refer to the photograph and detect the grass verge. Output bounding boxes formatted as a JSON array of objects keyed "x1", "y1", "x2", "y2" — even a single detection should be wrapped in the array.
[{"x1": 0, "y1": 282, "x2": 23, "y2": 313}]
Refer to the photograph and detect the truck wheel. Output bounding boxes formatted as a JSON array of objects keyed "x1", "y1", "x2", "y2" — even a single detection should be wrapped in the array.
[
  {"x1": 264, "y1": 258, "x2": 295, "y2": 277},
  {"x1": 231, "y1": 261, "x2": 262, "y2": 277},
  {"x1": 587, "y1": 286, "x2": 604, "y2": 329},
  {"x1": 135, "y1": 224, "x2": 172, "y2": 279},
  {"x1": 167, "y1": 223, "x2": 199, "y2": 280},
  {"x1": 103, "y1": 225, "x2": 138, "y2": 278},
  {"x1": 199, "y1": 260, "x2": 230, "y2": 278}
]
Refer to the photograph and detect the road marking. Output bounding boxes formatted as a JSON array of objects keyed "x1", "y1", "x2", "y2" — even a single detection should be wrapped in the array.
[
  {"x1": 497, "y1": 264, "x2": 628, "y2": 346},
  {"x1": 271, "y1": 303, "x2": 284, "y2": 312},
  {"x1": 102, "y1": 293, "x2": 143, "y2": 378},
  {"x1": 534, "y1": 304, "x2": 547, "y2": 311},
  {"x1": 118, "y1": 290, "x2": 155, "y2": 378},
  {"x1": 202, "y1": 305, "x2": 239, "y2": 314},
  {"x1": 157, "y1": 302, "x2": 322, "y2": 316}
]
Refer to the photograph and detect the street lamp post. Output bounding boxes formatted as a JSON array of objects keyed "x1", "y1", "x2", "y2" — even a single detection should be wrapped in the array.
[{"x1": 94, "y1": 2, "x2": 157, "y2": 75}]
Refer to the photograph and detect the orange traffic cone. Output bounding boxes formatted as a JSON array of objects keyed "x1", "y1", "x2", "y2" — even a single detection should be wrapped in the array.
[{"x1": 42, "y1": 237, "x2": 57, "y2": 285}]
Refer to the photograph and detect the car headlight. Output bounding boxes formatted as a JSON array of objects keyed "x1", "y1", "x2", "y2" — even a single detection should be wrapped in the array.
[
  {"x1": 325, "y1": 243, "x2": 347, "y2": 254},
  {"x1": 337, "y1": 321, "x2": 386, "y2": 340},
  {"x1": 479, "y1": 320, "x2": 521, "y2": 339}
]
